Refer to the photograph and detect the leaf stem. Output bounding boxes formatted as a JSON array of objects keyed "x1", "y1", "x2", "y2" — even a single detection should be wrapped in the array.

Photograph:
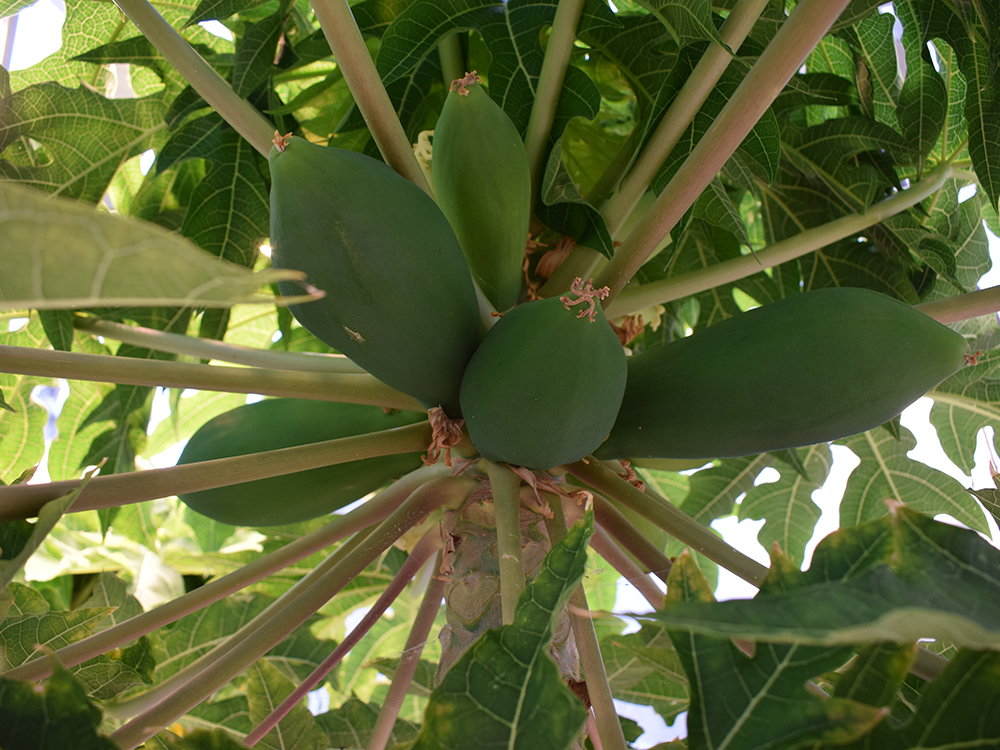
[
  {"x1": 74, "y1": 316, "x2": 366, "y2": 373},
  {"x1": 244, "y1": 530, "x2": 443, "y2": 746},
  {"x1": 367, "y1": 553, "x2": 447, "y2": 750},
  {"x1": 589, "y1": 526, "x2": 664, "y2": 610},
  {"x1": 545, "y1": 502, "x2": 627, "y2": 750},
  {"x1": 600, "y1": 0, "x2": 772, "y2": 236},
  {"x1": 2, "y1": 466, "x2": 444, "y2": 683},
  {"x1": 524, "y1": 0, "x2": 587, "y2": 213},
  {"x1": 595, "y1": 0, "x2": 854, "y2": 304},
  {"x1": 590, "y1": 493, "x2": 672, "y2": 587},
  {"x1": 111, "y1": 0, "x2": 275, "y2": 156},
  {"x1": 0, "y1": 422, "x2": 432, "y2": 520},
  {"x1": 309, "y1": 0, "x2": 430, "y2": 193},
  {"x1": 605, "y1": 161, "x2": 956, "y2": 319},
  {"x1": 568, "y1": 585, "x2": 628, "y2": 750},
  {"x1": 109, "y1": 476, "x2": 476, "y2": 750},
  {"x1": 486, "y1": 461, "x2": 527, "y2": 625},
  {"x1": 567, "y1": 459, "x2": 769, "y2": 586},
  {"x1": 915, "y1": 285, "x2": 1000, "y2": 324},
  {"x1": 0, "y1": 345, "x2": 422, "y2": 412}
]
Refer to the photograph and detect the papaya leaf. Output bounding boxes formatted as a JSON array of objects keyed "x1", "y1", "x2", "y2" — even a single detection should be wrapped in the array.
[
  {"x1": 908, "y1": 0, "x2": 1000, "y2": 213},
  {"x1": 662, "y1": 552, "x2": 883, "y2": 750},
  {"x1": 38, "y1": 309, "x2": 75, "y2": 352},
  {"x1": 0, "y1": 316, "x2": 48, "y2": 484},
  {"x1": 679, "y1": 454, "x2": 772, "y2": 526},
  {"x1": 837, "y1": 649, "x2": 1000, "y2": 749},
  {"x1": 832, "y1": 641, "x2": 917, "y2": 709},
  {"x1": 851, "y1": 11, "x2": 902, "y2": 134},
  {"x1": 231, "y1": 3, "x2": 287, "y2": 99},
  {"x1": 579, "y1": 13, "x2": 678, "y2": 110},
  {"x1": 739, "y1": 443, "x2": 831, "y2": 566},
  {"x1": 413, "y1": 514, "x2": 594, "y2": 750},
  {"x1": 631, "y1": 0, "x2": 724, "y2": 48},
  {"x1": 838, "y1": 426, "x2": 989, "y2": 532},
  {"x1": 246, "y1": 659, "x2": 329, "y2": 750},
  {"x1": 314, "y1": 697, "x2": 420, "y2": 747},
  {"x1": 0, "y1": 662, "x2": 120, "y2": 750},
  {"x1": 966, "y1": 487, "x2": 1000, "y2": 527},
  {"x1": 929, "y1": 345, "x2": 1000, "y2": 475},
  {"x1": 147, "y1": 728, "x2": 254, "y2": 750},
  {"x1": 0, "y1": 181, "x2": 307, "y2": 310},
  {"x1": 599, "y1": 623, "x2": 689, "y2": 724},
  {"x1": 641, "y1": 505, "x2": 1000, "y2": 650},
  {"x1": 537, "y1": 139, "x2": 616, "y2": 258},
  {"x1": 0, "y1": 480, "x2": 82, "y2": 594},
  {"x1": 185, "y1": 0, "x2": 270, "y2": 26},
  {"x1": 0, "y1": 0, "x2": 35, "y2": 19},
  {"x1": 376, "y1": 0, "x2": 617, "y2": 136},
  {"x1": 178, "y1": 127, "x2": 270, "y2": 267},
  {"x1": 0, "y1": 82, "x2": 168, "y2": 202}
]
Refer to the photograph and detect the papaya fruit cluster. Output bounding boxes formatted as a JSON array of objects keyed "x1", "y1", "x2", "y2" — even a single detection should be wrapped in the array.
[{"x1": 179, "y1": 74, "x2": 971, "y2": 526}]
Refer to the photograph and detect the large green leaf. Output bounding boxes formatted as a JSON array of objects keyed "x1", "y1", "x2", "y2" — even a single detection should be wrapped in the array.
[
  {"x1": 643, "y1": 505, "x2": 1000, "y2": 650},
  {"x1": 738, "y1": 444, "x2": 831, "y2": 565},
  {"x1": 246, "y1": 659, "x2": 329, "y2": 750},
  {"x1": 662, "y1": 553, "x2": 882, "y2": 750},
  {"x1": 413, "y1": 514, "x2": 594, "y2": 750},
  {"x1": 0, "y1": 662, "x2": 120, "y2": 750},
  {"x1": 838, "y1": 426, "x2": 989, "y2": 532},
  {"x1": 0, "y1": 182, "x2": 303, "y2": 310}
]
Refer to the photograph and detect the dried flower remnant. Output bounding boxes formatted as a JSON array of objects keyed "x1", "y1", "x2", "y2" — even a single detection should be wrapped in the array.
[
  {"x1": 560, "y1": 278, "x2": 610, "y2": 322},
  {"x1": 424, "y1": 406, "x2": 466, "y2": 467}
]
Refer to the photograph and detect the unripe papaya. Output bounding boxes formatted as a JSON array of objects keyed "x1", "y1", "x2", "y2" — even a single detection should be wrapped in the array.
[
  {"x1": 433, "y1": 72, "x2": 530, "y2": 312},
  {"x1": 459, "y1": 280, "x2": 627, "y2": 469},
  {"x1": 177, "y1": 399, "x2": 426, "y2": 526},
  {"x1": 596, "y1": 287, "x2": 969, "y2": 460},
  {"x1": 268, "y1": 134, "x2": 482, "y2": 416}
]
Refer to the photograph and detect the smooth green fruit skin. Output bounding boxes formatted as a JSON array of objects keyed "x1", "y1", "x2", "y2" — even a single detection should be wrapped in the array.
[
  {"x1": 269, "y1": 137, "x2": 482, "y2": 416},
  {"x1": 596, "y1": 287, "x2": 968, "y2": 460},
  {"x1": 433, "y1": 83, "x2": 530, "y2": 312},
  {"x1": 178, "y1": 399, "x2": 425, "y2": 526},
  {"x1": 460, "y1": 297, "x2": 627, "y2": 469}
]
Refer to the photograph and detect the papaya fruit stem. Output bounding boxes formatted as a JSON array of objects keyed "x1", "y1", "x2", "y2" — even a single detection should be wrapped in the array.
[
  {"x1": 111, "y1": 0, "x2": 276, "y2": 157},
  {"x1": 0, "y1": 345, "x2": 423, "y2": 422},
  {"x1": 309, "y1": 0, "x2": 432, "y2": 194},
  {"x1": 524, "y1": 0, "x2": 588, "y2": 214},
  {"x1": 109, "y1": 476, "x2": 476, "y2": 750},
  {"x1": 595, "y1": 0, "x2": 854, "y2": 305},
  {"x1": 485, "y1": 460, "x2": 527, "y2": 625},
  {"x1": 0, "y1": 421, "x2": 433, "y2": 520},
  {"x1": 2, "y1": 466, "x2": 445, "y2": 685},
  {"x1": 367, "y1": 553, "x2": 448, "y2": 750},
  {"x1": 599, "y1": 0, "x2": 773, "y2": 236},
  {"x1": 244, "y1": 529, "x2": 443, "y2": 746},
  {"x1": 560, "y1": 277, "x2": 610, "y2": 321}
]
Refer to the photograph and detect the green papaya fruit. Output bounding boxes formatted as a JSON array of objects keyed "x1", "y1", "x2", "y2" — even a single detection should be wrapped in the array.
[
  {"x1": 432, "y1": 72, "x2": 530, "y2": 312},
  {"x1": 268, "y1": 135, "x2": 482, "y2": 416},
  {"x1": 596, "y1": 287, "x2": 969, "y2": 460},
  {"x1": 177, "y1": 398, "x2": 426, "y2": 526},
  {"x1": 459, "y1": 280, "x2": 627, "y2": 469}
]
